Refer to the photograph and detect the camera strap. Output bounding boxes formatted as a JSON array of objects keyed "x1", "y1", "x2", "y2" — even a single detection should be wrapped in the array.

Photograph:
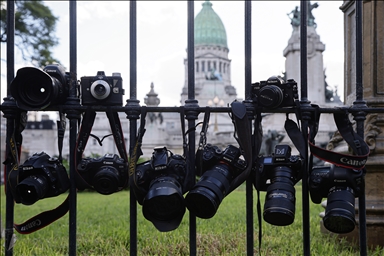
[
  {"x1": 252, "y1": 106, "x2": 264, "y2": 253},
  {"x1": 128, "y1": 107, "x2": 147, "y2": 198},
  {"x1": 228, "y1": 100, "x2": 253, "y2": 193},
  {"x1": 308, "y1": 110, "x2": 369, "y2": 169},
  {"x1": 195, "y1": 107, "x2": 210, "y2": 176},
  {"x1": 3, "y1": 110, "x2": 26, "y2": 194},
  {"x1": 179, "y1": 106, "x2": 193, "y2": 193}
]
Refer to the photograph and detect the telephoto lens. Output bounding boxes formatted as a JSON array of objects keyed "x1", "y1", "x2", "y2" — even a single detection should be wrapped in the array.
[
  {"x1": 254, "y1": 145, "x2": 302, "y2": 226},
  {"x1": 263, "y1": 166, "x2": 296, "y2": 226},
  {"x1": 323, "y1": 186, "x2": 356, "y2": 233},
  {"x1": 185, "y1": 145, "x2": 246, "y2": 219}
]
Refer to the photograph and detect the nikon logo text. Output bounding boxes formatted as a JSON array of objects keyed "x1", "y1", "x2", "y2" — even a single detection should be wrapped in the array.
[
  {"x1": 340, "y1": 157, "x2": 366, "y2": 166},
  {"x1": 103, "y1": 161, "x2": 114, "y2": 165}
]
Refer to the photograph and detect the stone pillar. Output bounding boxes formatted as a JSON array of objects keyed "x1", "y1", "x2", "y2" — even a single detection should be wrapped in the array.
[
  {"x1": 283, "y1": 26, "x2": 326, "y2": 105},
  {"x1": 324, "y1": 0, "x2": 384, "y2": 248}
]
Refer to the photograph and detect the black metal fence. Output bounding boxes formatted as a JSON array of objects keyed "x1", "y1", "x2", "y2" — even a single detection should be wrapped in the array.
[{"x1": 2, "y1": 1, "x2": 383, "y2": 255}]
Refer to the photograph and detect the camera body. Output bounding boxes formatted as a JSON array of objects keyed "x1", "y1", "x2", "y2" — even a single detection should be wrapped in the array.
[
  {"x1": 309, "y1": 165, "x2": 363, "y2": 204},
  {"x1": 309, "y1": 165, "x2": 363, "y2": 233},
  {"x1": 198, "y1": 144, "x2": 247, "y2": 176},
  {"x1": 81, "y1": 71, "x2": 124, "y2": 106},
  {"x1": 133, "y1": 147, "x2": 187, "y2": 232},
  {"x1": 185, "y1": 144, "x2": 246, "y2": 219},
  {"x1": 134, "y1": 147, "x2": 187, "y2": 202},
  {"x1": 10, "y1": 152, "x2": 70, "y2": 205},
  {"x1": 251, "y1": 76, "x2": 298, "y2": 109},
  {"x1": 77, "y1": 153, "x2": 128, "y2": 195},
  {"x1": 255, "y1": 145, "x2": 302, "y2": 191},
  {"x1": 254, "y1": 145, "x2": 302, "y2": 226}
]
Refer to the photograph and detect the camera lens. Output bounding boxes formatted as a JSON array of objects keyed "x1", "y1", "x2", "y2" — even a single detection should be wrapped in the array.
[
  {"x1": 10, "y1": 67, "x2": 63, "y2": 110},
  {"x1": 263, "y1": 166, "x2": 296, "y2": 226},
  {"x1": 143, "y1": 177, "x2": 185, "y2": 232},
  {"x1": 92, "y1": 166, "x2": 120, "y2": 195},
  {"x1": 90, "y1": 80, "x2": 111, "y2": 100},
  {"x1": 258, "y1": 85, "x2": 284, "y2": 109},
  {"x1": 185, "y1": 163, "x2": 232, "y2": 219},
  {"x1": 323, "y1": 186, "x2": 356, "y2": 233},
  {"x1": 16, "y1": 175, "x2": 49, "y2": 205}
]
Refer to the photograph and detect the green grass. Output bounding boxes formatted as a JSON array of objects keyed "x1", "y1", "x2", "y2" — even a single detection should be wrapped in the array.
[{"x1": 1, "y1": 185, "x2": 383, "y2": 255}]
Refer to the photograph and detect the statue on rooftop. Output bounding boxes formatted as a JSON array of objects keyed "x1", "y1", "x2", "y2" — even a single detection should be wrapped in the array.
[{"x1": 287, "y1": 2, "x2": 319, "y2": 28}]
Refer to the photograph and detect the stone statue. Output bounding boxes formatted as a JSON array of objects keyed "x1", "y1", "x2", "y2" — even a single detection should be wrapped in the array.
[{"x1": 287, "y1": 2, "x2": 319, "y2": 28}]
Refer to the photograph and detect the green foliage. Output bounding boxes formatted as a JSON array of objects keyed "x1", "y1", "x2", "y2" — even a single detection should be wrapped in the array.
[
  {"x1": 1, "y1": 186, "x2": 383, "y2": 255},
  {"x1": 0, "y1": 0, "x2": 60, "y2": 68}
]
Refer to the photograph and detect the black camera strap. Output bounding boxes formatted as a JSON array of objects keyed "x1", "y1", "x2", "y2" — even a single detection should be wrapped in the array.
[
  {"x1": 228, "y1": 100, "x2": 253, "y2": 193},
  {"x1": 252, "y1": 106, "x2": 264, "y2": 253},
  {"x1": 3, "y1": 111, "x2": 26, "y2": 194},
  {"x1": 195, "y1": 107, "x2": 210, "y2": 176},
  {"x1": 106, "y1": 109, "x2": 129, "y2": 162},
  {"x1": 75, "y1": 107, "x2": 129, "y2": 190},
  {"x1": 308, "y1": 110, "x2": 369, "y2": 170},
  {"x1": 179, "y1": 106, "x2": 194, "y2": 192},
  {"x1": 129, "y1": 107, "x2": 147, "y2": 197}
]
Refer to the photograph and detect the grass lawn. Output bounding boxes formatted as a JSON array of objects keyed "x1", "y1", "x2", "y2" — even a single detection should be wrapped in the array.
[{"x1": 1, "y1": 185, "x2": 383, "y2": 255}]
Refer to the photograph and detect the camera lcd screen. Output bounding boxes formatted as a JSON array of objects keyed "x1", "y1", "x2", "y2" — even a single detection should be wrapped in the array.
[{"x1": 264, "y1": 157, "x2": 273, "y2": 164}]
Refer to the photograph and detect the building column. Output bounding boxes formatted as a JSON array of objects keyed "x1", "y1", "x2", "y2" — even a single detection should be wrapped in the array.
[{"x1": 327, "y1": 0, "x2": 384, "y2": 247}]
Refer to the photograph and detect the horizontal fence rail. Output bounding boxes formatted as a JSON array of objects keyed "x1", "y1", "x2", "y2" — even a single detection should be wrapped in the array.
[{"x1": 2, "y1": 1, "x2": 383, "y2": 255}]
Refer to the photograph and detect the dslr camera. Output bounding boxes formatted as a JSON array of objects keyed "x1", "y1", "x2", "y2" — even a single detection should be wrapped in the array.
[
  {"x1": 133, "y1": 147, "x2": 187, "y2": 232},
  {"x1": 81, "y1": 71, "x2": 124, "y2": 106},
  {"x1": 251, "y1": 76, "x2": 298, "y2": 109},
  {"x1": 254, "y1": 145, "x2": 302, "y2": 226},
  {"x1": 10, "y1": 64, "x2": 69, "y2": 110},
  {"x1": 185, "y1": 144, "x2": 247, "y2": 219},
  {"x1": 77, "y1": 153, "x2": 128, "y2": 195},
  {"x1": 309, "y1": 165, "x2": 363, "y2": 234},
  {"x1": 9, "y1": 152, "x2": 70, "y2": 205}
]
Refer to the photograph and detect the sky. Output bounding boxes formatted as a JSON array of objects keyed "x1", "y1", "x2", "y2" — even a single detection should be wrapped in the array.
[{"x1": 1, "y1": 1, "x2": 345, "y2": 109}]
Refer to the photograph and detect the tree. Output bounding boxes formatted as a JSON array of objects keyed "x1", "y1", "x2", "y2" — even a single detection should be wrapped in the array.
[{"x1": 1, "y1": 0, "x2": 60, "y2": 68}]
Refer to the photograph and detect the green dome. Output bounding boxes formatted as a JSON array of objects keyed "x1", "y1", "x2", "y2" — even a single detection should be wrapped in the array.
[{"x1": 194, "y1": 1, "x2": 228, "y2": 48}]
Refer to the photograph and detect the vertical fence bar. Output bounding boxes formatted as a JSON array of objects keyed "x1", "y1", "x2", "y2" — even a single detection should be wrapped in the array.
[
  {"x1": 4, "y1": 1, "x2": 15, "y2": 255},
  {"x1": 244, "y1": 1, "x2": 253, "y2": 256},
  {"x1": 186, "y1": 2, "x2": 197, "y2": 255},
  {"x1": 67, "y1": 1, "x2": 79, "y2": 255},
  {"x1": 353, "y1": 1, "x2": 367, "y2": 255},
  {"x1": 299, "y1": 1, "x2": 311, "y2": 255},
  {"x1": 126, "y1": 1, "x2": 139, "y2": 255}
]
